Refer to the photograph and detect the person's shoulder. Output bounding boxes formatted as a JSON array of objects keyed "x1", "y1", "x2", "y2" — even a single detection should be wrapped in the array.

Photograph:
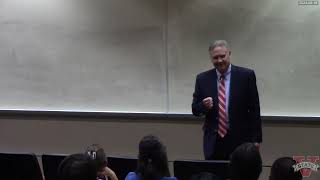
[
  {"x1": 196, "y1": 68, "x2": 215, "y2": 79},
  {"x1": 232, "y1": 65, "x2": 255, "y2": 74},
  {"x1": 161, "y1": 176, "x2": 178, "y2": 180},
  {"x1": 125, "y1": 172, "x2": 138, "y2": 180}
]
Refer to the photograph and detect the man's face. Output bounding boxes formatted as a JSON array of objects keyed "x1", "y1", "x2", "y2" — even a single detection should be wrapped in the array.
[{"x1": 209, "y1": 46, "x2": 231, "y2": 74}]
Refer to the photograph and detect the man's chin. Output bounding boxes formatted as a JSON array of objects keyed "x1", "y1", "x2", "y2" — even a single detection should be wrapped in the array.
[{"x1": 216, "y1": 68, "x2": 226, "y2": 73}]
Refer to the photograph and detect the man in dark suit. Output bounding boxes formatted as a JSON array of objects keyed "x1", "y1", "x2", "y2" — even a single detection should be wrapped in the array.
[{"x1": 192, "y1": 40, "x2": 262, "y2": 160}]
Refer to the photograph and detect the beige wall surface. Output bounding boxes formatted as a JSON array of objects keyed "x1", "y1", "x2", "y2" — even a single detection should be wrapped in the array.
[{"x1": 0, "y1": 116, "x2": 319, "y2": 180}]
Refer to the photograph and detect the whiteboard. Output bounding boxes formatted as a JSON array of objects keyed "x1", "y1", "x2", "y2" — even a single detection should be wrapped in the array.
[
  {"x1": 0, "y1": 0, "x2": 319, "y2": 117},
  {"x1": 0, "y1": 0, "x2": 167, "y2": 113}
]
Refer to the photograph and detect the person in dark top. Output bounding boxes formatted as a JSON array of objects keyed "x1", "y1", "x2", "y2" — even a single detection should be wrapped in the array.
[
  {"x1": 269, "y1": 157, "x2": 302, "y2": 180},
  {"x1": 229, "y1": 143, "x2": 262, "y2": 180},
  {"x1": 58, "y1": 153, "x2": 96, "y2": 180}
]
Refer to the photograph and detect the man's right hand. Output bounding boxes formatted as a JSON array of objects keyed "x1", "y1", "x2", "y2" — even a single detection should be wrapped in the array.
[{"x1": 202, "y1": 97, "x2": 213, "y2": 110}]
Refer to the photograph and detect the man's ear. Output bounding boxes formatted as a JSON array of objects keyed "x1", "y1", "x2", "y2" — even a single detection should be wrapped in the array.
[{"x1": 229, "y1": 51, "x2": 232, "y2": 56}]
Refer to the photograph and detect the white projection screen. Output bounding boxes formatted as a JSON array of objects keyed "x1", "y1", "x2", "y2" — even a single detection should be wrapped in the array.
[{"x1": 0, "y1": 0, "x2": 319, "y2": 117}]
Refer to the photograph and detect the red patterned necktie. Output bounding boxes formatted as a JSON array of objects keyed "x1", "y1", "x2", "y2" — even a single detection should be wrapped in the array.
[{"x1": 218, "y1": 75, "x2": 227, "y2": 138}]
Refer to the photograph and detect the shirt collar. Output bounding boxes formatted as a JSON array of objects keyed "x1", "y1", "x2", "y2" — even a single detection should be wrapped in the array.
[{"x1": 216, "y1": 64, "x2": 231, "y2": 79}]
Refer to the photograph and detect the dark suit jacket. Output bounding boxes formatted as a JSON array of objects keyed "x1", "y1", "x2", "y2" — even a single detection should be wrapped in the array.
[{"x1": 192, "y1": 65, "x2": 262, "y2": 159}]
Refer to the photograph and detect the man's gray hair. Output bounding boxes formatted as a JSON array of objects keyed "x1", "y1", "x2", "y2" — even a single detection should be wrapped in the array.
[{"x1": 208, "y1": 40, "x2": 230, "y2": 51}]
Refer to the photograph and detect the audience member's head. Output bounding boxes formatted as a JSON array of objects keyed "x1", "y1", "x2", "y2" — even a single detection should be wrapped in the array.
[
  {"x1": 58, "y1": 153, "x2": 96, "y2": 180},
  {"x1": 136, "y1": 135, "x2": 170, "y2": 180},
  {"x1": 85, "y1": 144, "x2": 118, "y2": 180},
  {"x1": 85, "y1": 144, "x2": 107, "y2": 173},
  {"x1": 270, "y1": 157, "x2": 302, "y2": 180},
  {"x1": 189, "y1": 172, "x2": 221, "y2": 180},
  {"x1": 230, "y1": 143, "x2": 262, "y2": 180}
]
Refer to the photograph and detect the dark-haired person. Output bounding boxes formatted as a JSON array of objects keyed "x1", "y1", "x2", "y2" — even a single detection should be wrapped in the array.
[
  {"x1": 270, "y1": 157, "x2": 302, "y2": 180},
  {"x1": 229, "y1": 143, "x2": 262, "y2": 180},
  {"x1": 58, "y1": 153, "x2": 96, "y2": 180},
  {"x1": 125, "y1": 135, "x2": 177, "y2": 180},
  {"x1": 86, "y1": 144, "x2": 118, "y2": 180},
  {"x1": 192, "y1": 40, "x2": 262, "y2": 160}
]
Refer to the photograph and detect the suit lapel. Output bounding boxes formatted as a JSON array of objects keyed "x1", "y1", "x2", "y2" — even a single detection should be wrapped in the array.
[
  {"x1": 208, "y1": 69, "x2": 218, "y2": 110},
  {"x1": 229, "y1": 65, "x2": 238, "y2": 118}
]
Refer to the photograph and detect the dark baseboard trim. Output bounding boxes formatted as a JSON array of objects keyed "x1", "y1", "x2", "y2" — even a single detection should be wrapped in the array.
[{"x1": 0, "y1": 109, "x2": 319, "y2": 123}]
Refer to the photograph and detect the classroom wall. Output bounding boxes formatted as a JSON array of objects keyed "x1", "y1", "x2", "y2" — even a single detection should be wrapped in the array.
[{"x1": 1, "y1": 1, "x2": 319, "y2": 179}]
